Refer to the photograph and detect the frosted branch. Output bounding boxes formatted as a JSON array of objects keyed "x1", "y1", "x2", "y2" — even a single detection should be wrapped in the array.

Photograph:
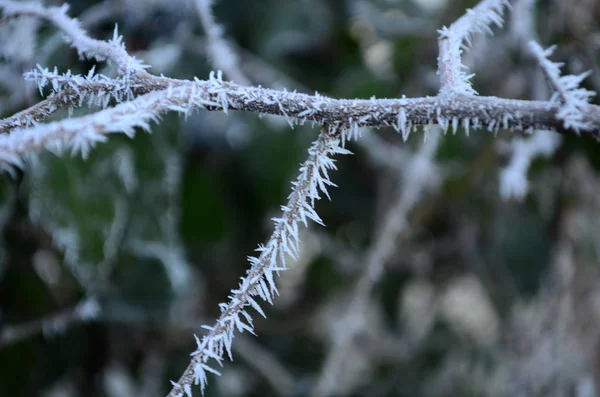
[
  {"x1": 2, "y1": 70, "x2": 600, "y2": 161},
  {"x1": 166, "y1": 126, "x2": 351, "y2": 397},
  {"x1": 0, "y1": 75, "x2": 216, "y2": 166},
  {"x1": 0, "y1": 0, "x2": 149, "y2": 76},
  {"x1": 529, "y1": 41, "x2": 597, "y2": 133},
  {"x1": 437, "y1": 0, "x2": 510, "y2": 96},
  {"x1": 0, "y1": 67, "x2": 173, "y2": 134}
]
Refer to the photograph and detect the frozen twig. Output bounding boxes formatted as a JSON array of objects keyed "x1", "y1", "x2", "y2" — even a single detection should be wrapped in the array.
[
  {"x1": 437, "y1": 0, "x2": 510, "y2": 96},
  {"x1": 311, "y1": 129, "x2": 441, "y2": 397},
  {"x1": 529, "y1": 41, "x2": 597, "y2": 133},
  {"x1": 0, "y1": 74, "x2": 216, "y2": 166},
  {"x1": 0, "y1": 0, "x2": 163, "y2": 133},
  {"x1": 166, "y1": 125, "x2": 351, "y2": 397},
  {"x1": 2, "y1": 69, "x2": 600, "y2": 168},
  {"x1": 1, "y1": 1, "x2": 599, "y2": 144},
  {"x1": 0, "y1": 0, "x2": 148, "y2": 76},
  {"x1": 194, "y1": 0, "x2": 250, "y2": 85},
  {"x1": 0, "y1": 67, "x2": 173, "y2": 134}
]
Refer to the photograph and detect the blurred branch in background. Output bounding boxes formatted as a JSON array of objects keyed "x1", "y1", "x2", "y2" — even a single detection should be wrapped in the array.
[
  {"x1": 0, "y1": 298, "x2": 296, "y2": 397},
  {"x1": 312, "y1": 128, "x2": 441, "y2": 397}
]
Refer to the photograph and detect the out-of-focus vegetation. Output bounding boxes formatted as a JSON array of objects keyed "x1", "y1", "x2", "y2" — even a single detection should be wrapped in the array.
[{"x1": 1, "y1": 0, "x2": 600, "y2": 396}]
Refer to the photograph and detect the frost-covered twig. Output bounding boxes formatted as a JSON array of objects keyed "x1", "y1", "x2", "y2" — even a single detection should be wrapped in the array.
[
  {"x1": 311, "y1": 129, "x2": 441, "y2": 397},
  {"x1": 194, "y1": 0, "x2": 250, "y2": 85},
  {"x1": 166, "y1": 125, "x2": 351, "y2": 397},
  {"x1": 2, "y1": 1, "x2": 600, "y2": 142},
  {"x1": 2, "y1": 68, "x2": 600, "y2": 161},
  {"x1": 0, "y1": 0, "x2": 148, "y2": 76},
  {"x1": 0, "y1": 0, "x2": 158, "y2": 133},
  {"x1": 0, "y1": 74, "x2": 221, "y2": 166},
  {"x1": 529, "y1": 41, "x2": 597, "y2": 133},
  {"x1": 437, "y1": 0, "x2": 510, "y2": 96},
  {"x1": 0, "y1": 1, "x2": 161, "y2": 140},
  {"x1": 0, "y1": 67, "x2": 174, "y2": 134}
]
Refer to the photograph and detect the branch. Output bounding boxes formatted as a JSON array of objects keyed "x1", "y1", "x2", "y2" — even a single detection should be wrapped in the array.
[
  {"x1": 529, "y1": 41, "x2": 597, "y2": 133},
  {"x1": 0, "y1": 0, "x2": 149, "y2": 76},
  {"x1": 0, "y1": 74, "x2": 211, "y2": 166},
  {"x1": 0, "y1": 67, "x2": 174, "y2": 134},
  {"x1": 166, "y1": 125, "x2": 351, "y2": 397},
  {"x1": 437, "y1": 0, "x2": 510, "y2": 96},
  {"x1": 2, "y1": 72, "x2": 599, "y2": 164},
  {"x1": 2, "y1": 0, "x2": 599, "y2": 144}
]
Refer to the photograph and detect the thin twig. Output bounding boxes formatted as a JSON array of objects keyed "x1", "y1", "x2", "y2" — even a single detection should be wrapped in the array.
[
  {"x1": 529, "y1": 41, "x2": 596, "y2": 132},
  {"x1": 166, "y1": 125, "x2": 350, "y2": 397},
  {"x1": 437, "y1": 0, "x2": 510, "y2": 96},
  {"x1": 0, "y1": 1, "x2": 148, "y2": 76}
]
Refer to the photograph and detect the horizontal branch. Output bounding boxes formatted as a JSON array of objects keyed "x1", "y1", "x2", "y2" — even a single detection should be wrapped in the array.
[
  {"x1": 203, "y1": 81, "x2": 600, "y2": 138},
  {"x1": 0, "y1": 74, "x2": 175, "y2": 134},
  {"x1": 2, "y1": 73, "x2": 599, "y2": 162}
]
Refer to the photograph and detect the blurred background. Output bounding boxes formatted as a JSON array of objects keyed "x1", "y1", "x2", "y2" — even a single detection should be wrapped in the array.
[{"x1": 1, "y1": 0, "x2": 600, "y2": 396}]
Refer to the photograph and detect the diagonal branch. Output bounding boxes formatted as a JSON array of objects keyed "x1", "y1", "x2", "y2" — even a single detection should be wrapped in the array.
[
  {"x1": 529, "y1": 41, "x2": 597, "y2": 133},
  {"x1": 0, "y1": 0, "x2": 148, "y2": 76},
  {"x1": 166, "y1": 125, "x2": 351, "y2": 396}
]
